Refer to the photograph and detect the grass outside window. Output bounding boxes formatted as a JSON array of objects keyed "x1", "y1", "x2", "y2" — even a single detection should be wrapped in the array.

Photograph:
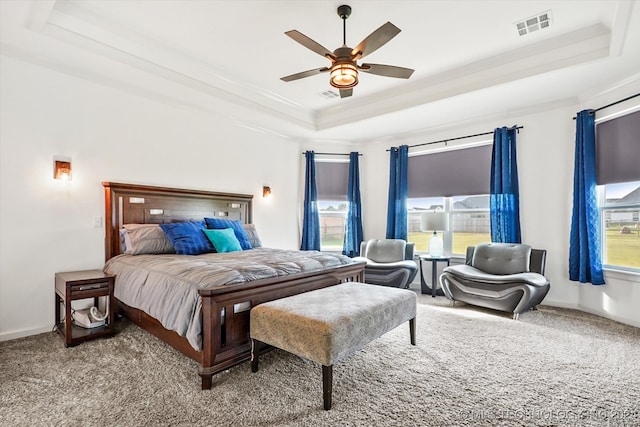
[{"x1": 604, "y1": 228, "x2": 640, "y2": 269}]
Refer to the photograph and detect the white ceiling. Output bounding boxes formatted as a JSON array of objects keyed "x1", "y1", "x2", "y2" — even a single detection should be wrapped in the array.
[{"x1": 1, "y1": 0, "x2": 639, "y2": 144}]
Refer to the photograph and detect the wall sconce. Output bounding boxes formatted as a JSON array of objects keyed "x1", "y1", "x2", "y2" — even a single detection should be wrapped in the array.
[
  {"x1": 262, "y1": 186, "x2": 272, "y2": 198},
  {"x1": 54, "y1": 160, "x2": 72, "y2": 181}
]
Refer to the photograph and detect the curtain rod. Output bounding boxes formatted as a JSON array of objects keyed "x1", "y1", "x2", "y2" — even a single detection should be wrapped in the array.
[
  {"x1": 572, "y1": 92, "x2": 640, "y2": 120},
  {"x1": 301, "y1": 152, "x2": 362, "y2": 156},
  {"x1": 386, "y1": 125, "x2": 523, "y2": 152}
]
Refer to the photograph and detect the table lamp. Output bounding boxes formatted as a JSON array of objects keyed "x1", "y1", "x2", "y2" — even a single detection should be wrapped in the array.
[{"x1": 420, "y1": 212, "x2": 449, "y2": 257}]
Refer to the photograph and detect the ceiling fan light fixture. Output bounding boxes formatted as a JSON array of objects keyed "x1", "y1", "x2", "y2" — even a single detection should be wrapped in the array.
[{"x1": 330, "y1": 62, "x2": 358, "y2": 88}]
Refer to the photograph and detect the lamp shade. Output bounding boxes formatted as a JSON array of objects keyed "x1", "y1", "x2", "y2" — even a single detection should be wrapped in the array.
[{"x1": 420, "y1": 212, "x2": 449, "y2": 232}]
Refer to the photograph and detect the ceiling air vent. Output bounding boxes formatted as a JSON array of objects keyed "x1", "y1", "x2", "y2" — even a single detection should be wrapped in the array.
[
  {"x1": 515, "y1": 10, "x2": 552, "y2": 36},
  {"x1": 320, "y1": 90, "x2": 340, "y2": 99}
]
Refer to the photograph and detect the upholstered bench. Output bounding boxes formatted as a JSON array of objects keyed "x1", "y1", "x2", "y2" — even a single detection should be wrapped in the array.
[{"x1": 250, "y1": 282, "x2": 417, "y2": 410}]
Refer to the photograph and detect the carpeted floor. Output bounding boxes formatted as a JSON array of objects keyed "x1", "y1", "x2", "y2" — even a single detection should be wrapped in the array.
[{"x1": 1, "y1": 295, "x2": 639, "y2": 426}]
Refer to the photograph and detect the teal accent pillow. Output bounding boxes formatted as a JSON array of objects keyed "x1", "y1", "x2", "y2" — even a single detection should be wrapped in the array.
[
  {"x1": 202, "y1": 228, "x2": 242, "y2": 253},
  {"x1": 204, "y1": 218, "x2": 252, "y2": 250}
]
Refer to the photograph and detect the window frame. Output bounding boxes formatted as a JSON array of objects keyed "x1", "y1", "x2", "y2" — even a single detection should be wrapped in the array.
[
  {"x1": 594, "y1": 106, "x2": 640, "y2": 274},
  {"x1": 408, "y1": 195, "x2": 491, "y2": 257},
  {"x1": 597, "y1": 184, "x2": 640, "y2": 273},
  {"x1": 318, "y1": 201, "x2": 348, "y2": 252}
]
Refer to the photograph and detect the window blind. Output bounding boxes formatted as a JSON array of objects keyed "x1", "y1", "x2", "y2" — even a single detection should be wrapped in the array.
[
  {"x1": 316, "y1": 161, "x2": 349, "y2": 201},
  {"x1": 596, "y1": 110, "x2": 640, "y2": 185},
  {"x1": 408, "y1": 144, "x2": 492, "y2": 198}
]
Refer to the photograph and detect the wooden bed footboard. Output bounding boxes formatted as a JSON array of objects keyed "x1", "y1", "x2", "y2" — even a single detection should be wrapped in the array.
[
  {"x1": 198, "y1": 261, "x2": 364, "y2": 389},
  {"x1": 116, "y1": 261, "x2": 364, "y2": 389}
]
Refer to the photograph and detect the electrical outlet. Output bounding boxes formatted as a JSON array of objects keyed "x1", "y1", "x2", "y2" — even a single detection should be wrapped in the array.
[{"x1": 93, "y1": 216, "x2": 103, "y2": 228}]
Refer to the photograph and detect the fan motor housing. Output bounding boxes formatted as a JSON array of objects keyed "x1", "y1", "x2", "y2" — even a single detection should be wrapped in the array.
[{"x1": 333, "y1": 46, "x2": 353, "y2": 61}]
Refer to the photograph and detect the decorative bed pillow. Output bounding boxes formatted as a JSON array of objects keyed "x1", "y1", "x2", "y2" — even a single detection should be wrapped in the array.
[
  {"x1": 121, "y1": 224, "x2": 175, "y2": 255},
  {"x1": 119, "y1": 229, "x2": 128, "y2": 253},
  {"x1": 204, "y1": 218, "x2": 252, "y2": 250},
  {"x1": 159, "y1": 221, "x2": 215, "y2": 255},
  {"x1": 243, "y1": 224, "x2": 263, "y2": 248},
  {"x1": 202, "y1": 228, "x2": 242, "y2": 253}
]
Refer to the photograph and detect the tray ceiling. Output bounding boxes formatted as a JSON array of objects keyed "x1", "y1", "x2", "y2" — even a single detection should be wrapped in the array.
[{"x1": 1, "y1": 0, "x2": 639, "y2": 143}]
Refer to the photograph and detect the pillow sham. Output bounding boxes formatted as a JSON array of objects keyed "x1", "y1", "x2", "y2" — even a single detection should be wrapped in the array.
[
  {"x1": 243, "y1": 223, "x2": 263, "y2": 248},
  {"x1": 202, "y1": 228, "x2": 242, "y2": 253},
  {"x1": 204, "y1": 218, "x2": 252, "y2": 250},
  {"x1": 159, "y1": 221, "x2": 215, "y2": 255},
  {"x1": 121, "y1": 224, "x2": 175, "y2": 255}
]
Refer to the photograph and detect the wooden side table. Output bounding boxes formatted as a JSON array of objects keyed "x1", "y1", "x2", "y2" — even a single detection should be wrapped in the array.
[
  {"x1": 418, "y1": 255, "x2": 451, "y2": 297},
  {"x1": 55, "y1": 270, "x2": 115, "y2": 347}
]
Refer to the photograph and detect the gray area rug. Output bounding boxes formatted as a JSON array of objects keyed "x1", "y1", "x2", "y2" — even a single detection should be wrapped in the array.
[{"x1": 1, "y1": 295, "x2": 639, "y2": 426}]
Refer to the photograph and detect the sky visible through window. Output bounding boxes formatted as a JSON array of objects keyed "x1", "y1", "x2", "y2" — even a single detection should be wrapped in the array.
[{"x1": 604, "y1": 181, "x2": 640, "y2": 199}]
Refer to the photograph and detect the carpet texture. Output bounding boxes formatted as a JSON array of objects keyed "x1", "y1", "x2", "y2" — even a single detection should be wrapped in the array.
[{"x1": 1, "y1": 296, "x2": 639, "y2": 426}]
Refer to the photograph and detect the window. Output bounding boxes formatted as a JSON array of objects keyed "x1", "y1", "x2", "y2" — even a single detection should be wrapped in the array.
[
  {"x1": 595, "y1": 109, "x2": 640, "y2": 271},
  {"x1": 408, "y1": 195, "x2": 490, "y2": 255},
  {"x1": 451, "y1": 195, "x2": 491, "y2": 254},
  {"x1": 598, "y1": 181, "x2": 640, "y2": 271},
  {"x1": 316, "y1": 160, "x2": 349, "y2": 251},
  {"x1": 407, "y1": 143, "x2": 493, "y2": 255},
  {"x1": 318, "y1": 201, "x2": 347, "y2": 251}
]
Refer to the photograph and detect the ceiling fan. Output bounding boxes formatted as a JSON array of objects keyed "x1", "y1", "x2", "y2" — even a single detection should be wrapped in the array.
[{"x1": 280, "y1": 4, "x2": 414, "y2": 98}]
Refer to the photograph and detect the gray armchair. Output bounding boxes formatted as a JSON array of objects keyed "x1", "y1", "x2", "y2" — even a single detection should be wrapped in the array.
[
  {"x1": 353, "y1": 239, "x2": 418, "y2": 289},
  {"x1": 439, "y1": 243, "x2": 550, "y2": 319}
]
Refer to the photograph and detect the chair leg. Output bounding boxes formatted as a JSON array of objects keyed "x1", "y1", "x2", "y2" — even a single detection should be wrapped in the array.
[
  {"x1": 322, "y1": 365, "x2": 333, "y2": 410},
  {"x1": 513, "y1": 313, "x2": 519, "y2": 320},
  {"x1": 409, "y1": 317, "x2": 416, "y2": 345}
]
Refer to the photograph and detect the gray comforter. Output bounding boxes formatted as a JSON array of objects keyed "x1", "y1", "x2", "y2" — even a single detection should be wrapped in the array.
[{"x1": 103, "y1": 248, "x2": 353, "y2": 350}]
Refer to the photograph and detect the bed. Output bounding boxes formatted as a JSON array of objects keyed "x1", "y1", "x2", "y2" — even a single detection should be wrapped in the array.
[{"x1": 102, "y1": 182, "x2": 364, "y2": 389}]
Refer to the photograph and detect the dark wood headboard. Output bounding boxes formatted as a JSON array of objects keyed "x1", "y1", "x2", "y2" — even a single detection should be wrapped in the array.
[{"x1": 103, "y1": 182, "x2": 253, "y2": 261}]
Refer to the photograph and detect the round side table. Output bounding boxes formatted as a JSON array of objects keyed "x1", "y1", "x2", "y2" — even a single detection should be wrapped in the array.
[{"x1": 418, "y1": 255, "x2": 451, "y2": 297}]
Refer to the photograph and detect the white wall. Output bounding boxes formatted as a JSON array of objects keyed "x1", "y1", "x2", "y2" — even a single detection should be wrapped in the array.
[
  {"x1": 0, "y1": 56, "x2": 301, "y2": 340},
  {"x1": 1, "y1": 53, "x2": 639, "y2": 341}
]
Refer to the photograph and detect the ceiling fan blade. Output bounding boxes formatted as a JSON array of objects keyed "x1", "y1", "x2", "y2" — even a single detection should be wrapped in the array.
[
  {"x1": 285, "y1": 30, "x2": 335, "y2": 59},
  {"x1": 281, "y1": 67, "x2": 330, "y2": 82},
  {"x1": 340, "y1": 88, "x2": 353, "y2": 98},
  {"x1": 360, "y1": 63, "x2": 414, "y2": 79},
  {"x1": 351, "y1": 22, "x2": 401, "y2": 60}
]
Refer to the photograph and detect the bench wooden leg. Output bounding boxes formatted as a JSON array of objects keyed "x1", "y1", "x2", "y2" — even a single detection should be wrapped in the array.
[
  {"x1": 322, "y1": 365, "x2": 332, "y2": 410},
  {"x1": 251, "y1": 339, "x2": 261, "y2": 373},
  {"x1": 409, "y1": 317, "x2": 416, "y2": 345}
]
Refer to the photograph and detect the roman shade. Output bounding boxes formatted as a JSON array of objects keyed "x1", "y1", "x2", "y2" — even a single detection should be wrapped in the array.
[
  {"x1": 316, "y1": 161, "x2": 349, "y2": 201},
  {"x1": 596, "y1": 110, "x2": 640, "y2": 185},
  {"x1": 408, "y1": 144, "x2": 492, "y2": 198}
]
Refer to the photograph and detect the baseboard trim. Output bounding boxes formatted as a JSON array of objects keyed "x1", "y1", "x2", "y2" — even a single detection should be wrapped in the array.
[
  {"x1": 543, "y1": 301, "x2": 640, "y2": 328},
  {"x1": 0, "y1": 325, "x2": 54, "y2": 342}
]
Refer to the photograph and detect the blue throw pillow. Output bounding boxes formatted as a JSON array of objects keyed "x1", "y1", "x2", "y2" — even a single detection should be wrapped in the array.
[
  {"x1": 159, "y1": 221, "x2": 215, "y2": 255},
  {"x1": 204, "y1": 218, "x2": 252, "y2": 250},
  {"x1": 202, "y1": 228, "x2": 242, "y2": 253}
]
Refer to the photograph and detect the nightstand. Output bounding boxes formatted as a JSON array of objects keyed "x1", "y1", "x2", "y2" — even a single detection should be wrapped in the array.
[{"x1": 54, "y1": 270, "x2": 115, "y2": 347}]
